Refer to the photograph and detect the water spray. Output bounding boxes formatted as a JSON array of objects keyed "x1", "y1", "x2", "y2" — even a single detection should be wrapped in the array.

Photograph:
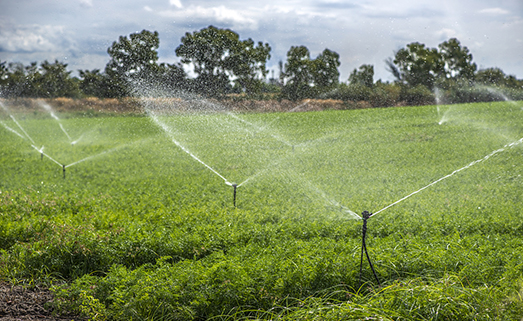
[
  {"x1": 148, "y1": 111, "x2": 232, "y2": 185},
  {"x1": 0, "y1": 121, "x2": 26, "y2": 140},
  {"x1": 372, "y1": 136, "x2": 523, "y2": 218},
  {"x1": 9, "y1": 115, "x2": 36, "y2": 145},
  {"x1": 359, "y1": 210, "x2": 380, "y2": 288}
]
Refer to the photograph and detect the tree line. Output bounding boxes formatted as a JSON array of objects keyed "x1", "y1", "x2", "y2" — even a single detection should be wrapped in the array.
[{"x1": 1, "y1": 26, "x2": 522, "y2": 105}]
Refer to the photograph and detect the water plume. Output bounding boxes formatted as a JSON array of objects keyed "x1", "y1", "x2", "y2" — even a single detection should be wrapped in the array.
[
  {"x1": 372, "y1": 136, "x2": 523, "y2": 218},
  {"x1": 64, "y1": 140, "x2": 145, "y2": 168},
  {"x1": 146, "y1": 109, "x2": 232, "y2": 185},
  {"x1": 226, "y1": 112, "x2": 293, "y2": 147},
  {"x1": 38, "y1": 101, "x2": 72, "y2": 141},
  {"x1": 31, "y1": 144, "x2": 62, "y2": 167},
  {"x1": 279, "y1": 168, "x2": 361, "y2": 220},
  {"x1": 0, "y1": 120, "x2": 26, "y2": 139}
]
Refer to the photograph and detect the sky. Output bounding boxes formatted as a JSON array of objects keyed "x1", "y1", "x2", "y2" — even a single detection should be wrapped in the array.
[{"x1": 0, "y1": 0, "x2": 522, "y2": 83}]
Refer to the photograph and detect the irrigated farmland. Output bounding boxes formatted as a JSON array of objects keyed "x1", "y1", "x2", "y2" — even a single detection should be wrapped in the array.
[{"x1": 1, "y1": 99, "x2": 522, "y2": 320}]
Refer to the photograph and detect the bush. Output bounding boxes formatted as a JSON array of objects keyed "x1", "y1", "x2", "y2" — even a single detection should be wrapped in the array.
[
  {"x1": 369, "y1": 82, "x2": 401, "y2": 107},
  {"x1": 322, "y1": 83, "x2": 372, "y2": 102},
  {"x1": 399, "y1": 84, "x2": 435, "y2": 106}
]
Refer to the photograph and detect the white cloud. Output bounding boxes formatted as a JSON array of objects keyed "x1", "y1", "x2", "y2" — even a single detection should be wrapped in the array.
[
  {"x1": 144, "y1": 6, "x2": 153, "y2": 12},
  {"x1": 0, "y1": 24, "x2": 70, "y2": 52},
  {"x1": 158, "y1": 5, "x2": 258, "y2": 29},
  {"x1": 435, "y1": 28, "x2": 457, "y2": 40},
  {"x1": 79, "y1": 0, "x2": 93, "y2": 8},
  {"x1": 169, "y1": 0, "x2": 183, "y2": 9},
  {"x1": 478, "y1": 8, "x2": 510, "y2": 15}
]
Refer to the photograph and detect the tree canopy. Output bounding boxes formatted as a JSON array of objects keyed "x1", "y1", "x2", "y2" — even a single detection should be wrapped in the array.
[
  {"x1": 281, "y1": 46, "x2": 341, "y2": 100},
  {"x1": 175, "y1": 26, "x2": 271, "y2": 97},
  {"x1": 1, "y1": 28, "x2": 522, "y2": 105},
  {"x1": 386, "y1": 38, "x2": 478, "y2": 90}
]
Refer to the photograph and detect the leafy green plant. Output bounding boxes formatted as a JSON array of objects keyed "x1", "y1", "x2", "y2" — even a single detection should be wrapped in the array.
[{"x1": 1, "y1": 100, "x2": 522, "y2": 319}]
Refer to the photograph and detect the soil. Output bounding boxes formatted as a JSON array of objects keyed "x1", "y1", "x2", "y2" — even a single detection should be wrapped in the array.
[{"x1": 0, "y1": 282, "x2": 83, "y2": 321}]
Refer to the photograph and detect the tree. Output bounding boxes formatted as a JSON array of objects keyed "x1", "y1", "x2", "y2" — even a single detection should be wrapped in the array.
[
  {"x1": 226, "y1": 38, "x2": 271, "y2": 94},
  {"x1": 281, "y1": 46, "x2": 313, "y2": 100},
  {"x1": 36, "y1": 60, "x2": 80, "y2": 98},
  {"x1": 0, "y1": 61, "x2": 80, "y2": 98},
  {"x1": 79, "y1": 69, "x2": 108, "y2": 97},
  {"x1": 175, "y1": 25, "x2": 271, "y2": 97},
  {"x1": 311, "y1": 49, "x2": 340, "y2": 93},
  {"x1": 157, "y1": 62, "x2": 188, "y2": 93},
  {"x1": 349, "y1": 64, "x2": 374, "y2": 88},
  {"x1": 282, "y1": 46, "x2": 341, "y2": 100},
  {"x1": 390, "y1": 42, "x2": 443, "y2": 89},
  {"x1": 105, "y1": 30, "x2": 161, "y2": 97},
  {"x1": 475, "y1": 68, "x2": 506, "y2": 86},
  {"x1": 0, "y1": 61, "x2": 8, "y2": 86},
  {"x1": 2, "y1": 62, "x2": 39, "y2": 97},
  {"x1": 388, "y1": 38, "x2": 480, "y2": 90},
  {"x1": 438, "y1": 38, "x2": 476, "y2": 81}
]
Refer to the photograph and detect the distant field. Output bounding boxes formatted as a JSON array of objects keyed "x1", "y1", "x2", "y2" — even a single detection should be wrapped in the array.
[{"x1": 1, "y1": 100, "x2": 522, "y2": 320}]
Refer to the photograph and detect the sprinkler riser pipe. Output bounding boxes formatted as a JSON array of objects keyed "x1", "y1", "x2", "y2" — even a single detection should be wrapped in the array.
[
  {"x1": 359, "y1": 210, "x2": 380, "y2": 287},
  {"x1": 62, "y1": 165, "x2": 66, "y2": 179},
  {"x1": 232, "y1": 184, "x2": 238, "y2": 207}
]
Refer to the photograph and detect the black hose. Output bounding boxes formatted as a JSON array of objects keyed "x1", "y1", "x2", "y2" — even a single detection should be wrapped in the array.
[{"x1": 359, "y1": 210, "x2": 380, "y2": 288}]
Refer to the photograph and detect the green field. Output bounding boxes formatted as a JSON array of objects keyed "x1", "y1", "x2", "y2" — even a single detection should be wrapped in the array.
[{"x1": 1, "y1": 100, "x2": 523, "y2": 320}]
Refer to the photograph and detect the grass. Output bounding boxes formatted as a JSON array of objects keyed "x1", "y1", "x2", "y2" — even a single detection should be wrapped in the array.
[{"x1": 0, "y1": 100, "x2": 522, "y2": 320}]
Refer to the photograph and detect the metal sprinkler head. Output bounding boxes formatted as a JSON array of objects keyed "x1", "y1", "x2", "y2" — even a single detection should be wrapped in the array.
[{"x1": 362, "y1": 210, "x2": 372, "y2": 220}]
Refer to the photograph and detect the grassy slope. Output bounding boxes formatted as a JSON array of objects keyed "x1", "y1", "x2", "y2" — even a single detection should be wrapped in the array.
[{"x1": 0, "y1": 101, "x2": 522, "y2": 320}]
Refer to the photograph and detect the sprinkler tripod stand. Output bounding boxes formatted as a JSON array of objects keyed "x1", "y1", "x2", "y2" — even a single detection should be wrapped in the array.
[{"x1": 359, "y1": 211, "x2": 380, "y2": 288}]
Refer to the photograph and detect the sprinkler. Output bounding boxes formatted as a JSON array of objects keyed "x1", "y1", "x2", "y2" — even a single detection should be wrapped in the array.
[
  {"x1": 41, "y1": 152, "x2": 43, "y2": 160},
  {"x1": 359, "y1": 210, "x2": 380, "y2": 288},
  {"x1": 62, "y1": 164, "x2": 66, "y2": 179},
  {"x1": 232, "y1": 183, "x2": 238, "y2": 207}
]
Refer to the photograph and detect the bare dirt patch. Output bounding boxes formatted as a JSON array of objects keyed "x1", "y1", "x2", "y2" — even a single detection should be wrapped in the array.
[{"x1": 0, "y1": 282, "x2": 83, "y2": 321}]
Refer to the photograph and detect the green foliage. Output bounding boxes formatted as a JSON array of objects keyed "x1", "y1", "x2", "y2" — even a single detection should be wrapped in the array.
[
  {"x1": 176, "y1": 25, "x2": 271, "y2": 97},
  {"x1": 348, "y1": 64, "x2": 374, "y2": 88},
  {"x1": 388, "y1": 38, "x2": 477, "y2": 90},
  {"x1": 476, "y1": 67, "x2": 515, "y2": 87},
  {"x1": 78, "y1": 69, "x2": 108, "y2": 98},
  {"x1": 1, "y1": 98, "x2": 523, "y2": 320},
  {"x1": 2, "y1": 30, "x2": 523, "y2": 103},
  {"x1": 0, "y1": 60, "x2": 81, "y2": 98},
  {"x1": 392, "y1": 42, "x2": 444, "y2": 90},
  {"x1": 438, "y1": 38, "x2": 477, "y2": 81},
  {"x1": 282, "y1": 46, "x2": 340, "y2": 100},
  {"x1": 399, "y1": 84, "x2": 435, "y2": 105},
  {"x1": 105, "y1": 29, "x2": 162, "y2": 97}
]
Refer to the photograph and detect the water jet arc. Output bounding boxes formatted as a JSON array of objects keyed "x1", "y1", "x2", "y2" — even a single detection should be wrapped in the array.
[{"x1": 371, "y1": 136, "x2": 523, "y2": 218}]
